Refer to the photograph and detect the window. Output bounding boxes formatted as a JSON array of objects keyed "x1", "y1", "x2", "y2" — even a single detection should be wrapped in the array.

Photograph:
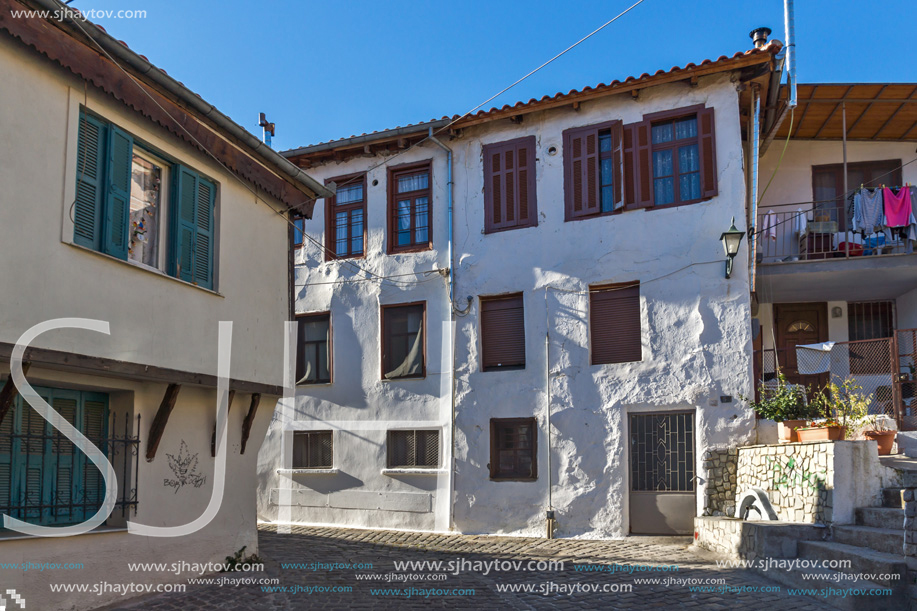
[
  {"x1": 387, "y1": 430, "x2": 439, "y2": 468},
  {"x1": 296, "y1": 313, "x2": 331, "y2": 384},
  {"x1": 812, "y1": 160, "x2": 901, "y2": 230},
  {"x1": 292, "y1": 212, "x2": 305, "y2": 249},
  {"x1": 483, "y1": 136, "x2": 537, "y2": 233},
  {"x1": 848, "y1": 301, "x2": 896, "y2": 340},
  {"x1": 382, "y1": 303, "x2": 425, "y2": 379},
  {"x1": 388, "y1": 162, "x2": 432, "y2": 252},
  {"x1": 622, "y1": 106, "x2": 716, "y2": 209},
  {"x1": 480, "y1": 293, "x2": 525, "y2": 371},
  {"x1": 0, "y1": 387, "x2": 108, "y2": 526},
  {"x1": 325, "y1": 173, "x2": 365, "y2": 259},
  {"x1": 489, "y1": 418, "x2": 537, "y2": 480},
  {"x1": 563, "y1": 121, "x2": 622, "y2": 219},
  {"x1": 590, "y1": 282, "x2": 642, "y2": 365},
  {"x1": 73, "y1": 110, "x2": 216, "y2": 289},
  {"x1": 292, "y1": 431, "x2": 333, "y2": 469}
]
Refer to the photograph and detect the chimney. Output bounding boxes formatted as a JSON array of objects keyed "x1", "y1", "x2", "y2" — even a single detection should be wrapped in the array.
[{"x1": 749, "y1": 27, "x2": 772, "y2": 49}]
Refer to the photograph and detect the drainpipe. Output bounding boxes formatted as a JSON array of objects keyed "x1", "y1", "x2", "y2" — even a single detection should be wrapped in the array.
[
  {"x1": 749, "y1": 84, "x2": 761, "y2": 292},
  {"x1": 784, "y1": 0, "x2": 798, "y2": 110},
  {"x1": 427, "y1": 128, "x2": 456, "y2": 531}
]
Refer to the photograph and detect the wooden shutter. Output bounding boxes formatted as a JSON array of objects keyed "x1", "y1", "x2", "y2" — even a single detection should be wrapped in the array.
[
  {"x1": 171, "y1": 166, "x2": 199, "y2": 284},
  {"x1": 0, "y1": 393, "x2": 14, "y2": 514},
  {"x1": 102, "y1": 126, "x2": 133, "y2": 259},
  {"x1": 612, "y1": 122, "x2": 624, "y2": 207},
  {"x1": 590, "y1": 282, "x2": 642, "y2": 365},
  {"x1": 563, "y1": 126, "x2": 600, "y2": 219},
  {"x1": 80, "y1": 395, "x2": 108, "y2": 516},
  {"x1": 483, "y1": 137, "x2": 536, "y2": 233},
  {"x1": 193, "y1": 178, "x2": 215, "y2": 289},
  {"x1": 632, "y1": 120, "x2": 653, "y2": 208},
  {"x1": 481, "y1": 294, "x2": 525, "y2": 370},
  {"x1": 73, "y1": 112, "x2": 108, "y2": 250},
  {"x1": 697, "y1": 107, "x2": 718, "y2": 199},
  {"x1": 622, "y1": 123, "x2": 637, "y2": 207},
  {"x1": 51, "y1": 394, "x2": 78, "y2": 522}
]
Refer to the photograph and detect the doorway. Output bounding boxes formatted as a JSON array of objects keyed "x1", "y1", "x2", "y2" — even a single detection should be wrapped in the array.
[{"x1": 774, "y1": 303, "x2": 828, "y2": 392}]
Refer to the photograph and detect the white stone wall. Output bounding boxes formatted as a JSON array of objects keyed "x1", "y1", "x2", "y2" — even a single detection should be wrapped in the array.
[{"x1": 261, "y1": 73, "x2": 756, "y2": 537}]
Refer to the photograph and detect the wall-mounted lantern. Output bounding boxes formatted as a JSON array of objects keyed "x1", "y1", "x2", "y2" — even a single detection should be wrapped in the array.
[{"x1": 720, "y1": 217, "x2": 745, "y2": 279}]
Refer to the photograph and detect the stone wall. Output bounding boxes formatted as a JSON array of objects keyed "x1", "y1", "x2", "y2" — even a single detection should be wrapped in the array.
[
  {"x1": 736, "y1": 442, "x2": 834, "y2": 524},
  {"x1": 703, "y1": 448, "x2": 738, "y2": 516}
]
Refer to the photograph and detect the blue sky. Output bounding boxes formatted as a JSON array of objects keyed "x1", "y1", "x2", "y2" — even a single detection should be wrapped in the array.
[{"x1": 78, "y1": 0, "x2": 917, "y2": 152}]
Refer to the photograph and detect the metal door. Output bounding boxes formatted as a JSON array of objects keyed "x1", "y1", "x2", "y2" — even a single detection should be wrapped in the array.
[{"x1": 629, "y1": 412, "x2": 695, "y2": 535}]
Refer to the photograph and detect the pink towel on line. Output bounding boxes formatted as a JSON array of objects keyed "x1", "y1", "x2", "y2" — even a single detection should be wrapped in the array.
[{"x1": 884, "y1": 187, "x2": 912, "y2": 228}]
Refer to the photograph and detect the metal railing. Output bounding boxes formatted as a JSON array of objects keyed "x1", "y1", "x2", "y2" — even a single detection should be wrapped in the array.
[{"x1": 757, "y1": 202, "x2": 911, "y2": 263}]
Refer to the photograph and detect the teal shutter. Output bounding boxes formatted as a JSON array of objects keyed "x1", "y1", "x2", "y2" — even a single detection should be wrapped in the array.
[
  {"x1": 193, "y1": 178, "x2": 215, "y2": 289},
  {"x1": 170, "y1": 166, "x2": 215, "y2": 289},
  {"x1": 73, "y1": 112, "x2": 108, "y2": 250},
  {"x1": 0, "y1": 394, "x2": 13, "y2": 516},
  {"x1": 79, "y1": 394, "x2": 108, "y2": 520},
  {"x1": 49, "y1": 392, "x2": 79, "y2": 523},
  {"x1": 103, "y1": 126, "x2": 133, "y2": 259}
]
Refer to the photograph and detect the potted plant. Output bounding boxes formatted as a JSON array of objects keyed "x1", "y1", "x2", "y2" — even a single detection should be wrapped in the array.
[
  {"x1": 746, "y1": 372, "x2": 819, "y2": 441},
  {"x1": 862, "y1": 415, "x2": 896, "y2": 455},
  {"x1": 799, "y1": 377, "x2": 870, "y2": 441}
]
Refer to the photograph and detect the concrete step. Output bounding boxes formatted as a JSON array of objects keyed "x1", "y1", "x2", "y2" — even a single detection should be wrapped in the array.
[
  {"x1": 855, "y1": 507, "x2": 905, "y2": 530},
  {"x1": 798, "y1": 540, "x2": 907, "y2": 587},
  {"x1": 832, "y1": 525, "x2": 904, "y2": 556},
  {"x1": 759, "y1": 564, "x2": 906, "y2": 611},
  {"x1": 882, "y1": 488, "x2": 905, "y2": 509}
]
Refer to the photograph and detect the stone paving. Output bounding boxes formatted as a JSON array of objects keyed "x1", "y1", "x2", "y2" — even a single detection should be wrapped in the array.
[{"x1": 105, "y1": 524, "x2": 836, "y2": 610}]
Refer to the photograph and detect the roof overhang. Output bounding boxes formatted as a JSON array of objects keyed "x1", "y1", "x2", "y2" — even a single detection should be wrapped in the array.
[
  {"x1": 773, "y1": 83, "x2": 917, "y2": 141},
  {"x1": 1, "y1": 0, "x2": 332, "y2": 217}
]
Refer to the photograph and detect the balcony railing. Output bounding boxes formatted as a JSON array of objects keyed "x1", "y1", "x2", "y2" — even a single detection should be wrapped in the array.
[{"x1": 757, "y1": 202, "x2": 912, "y2": 264}]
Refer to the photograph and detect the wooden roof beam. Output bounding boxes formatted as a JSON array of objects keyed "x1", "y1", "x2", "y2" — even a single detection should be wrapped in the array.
[
  {"x1": 813, "y1": 86, "x2": 852, "y2": 138},
  {"x1": 871, "y1": 85, "x2": 917, "y2": 139},
  {"x1": 210, "y1": 389, "x2": 235, "y2": 458},
  {"x1": 146, "y1": 383, "x2": 181, "y2": 462},
  {"x1": 240, "y1": 393, "x2": 262, "y2": 455}
]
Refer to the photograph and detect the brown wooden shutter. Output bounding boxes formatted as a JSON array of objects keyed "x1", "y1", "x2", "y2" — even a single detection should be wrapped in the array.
[
  {"x1": 481, "y1": 294, "x2": 525, "y2": 370},
  {"x1": 612, "y1": 122, "x2": 624, "y2": 207},
  {"x1": 697, "y1": 107, "x2": 718, "y2": 199},
  {"x1": 633, "y1": 120, "x2": 654, "y2": 208},
  {"x1": 563, "y1": 126, "x2": 602, "y2": 219},
  {"x1": 483, "y1": 137, "x2": 537, "y2": 233},
  {"x1": 622, "y1": 123, "x2": 637, "y2": 207},
  {"x1": 590, "y1": 282, "x2": 642, "y2": 365}
]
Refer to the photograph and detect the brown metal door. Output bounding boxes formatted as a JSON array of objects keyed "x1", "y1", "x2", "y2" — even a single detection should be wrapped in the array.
[
  {"x1": 629, "y1": 412, "x2": 695, "y2": 535},
  {"x1": 774, "y1": 303, "x2": 828, "y2": 392}
]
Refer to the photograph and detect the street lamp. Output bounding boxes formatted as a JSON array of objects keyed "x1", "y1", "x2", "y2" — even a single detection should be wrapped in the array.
[{"x1": 720, "y1": 217, "x2": 745, "y2": 279}]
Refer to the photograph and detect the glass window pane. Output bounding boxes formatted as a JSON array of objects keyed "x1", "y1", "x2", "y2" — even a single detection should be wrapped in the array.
[
  {"x1": 128, "y1": 153, "x2": 162, "y2": 268},
  {"x1": 651, "y1": 122, "x2": 673, "y2": 144},
  {"x1": 675, "y1": 116, "x2": 697, "y2": 140},
  {"x1": 599, "y1": 133, "x2": 612, "y2": 153},
  {"x1": 652, "y1": 150, "x2": 673, "y2": 178},
  {"x1": 600, "y1": 158, "x2": 614, "y2": 187},
  {"x1": 397, "y1": 200, "x2": 411, "y2": 246},
  {"x1": 679, "y1": 172, "x2": 701, "y2": 201},
  {"x1": 655, "y1": 177, "x2": 675, "y2": 205},
  {"x1": 351, "y1": 208, "x2": 364, "y2": 254},
  {"x1": 601, "y1": 186, "x2": 614, "y2": 212},
  {"x1": 678, "y1": 144, "x2": 699, "y2": 173},
  {"x1": 336, "y1": 183, "x2": 363, "y2": 205},
  {"x1": 293, "y1": 217, "x2": 304, "y2": 245},
  {"x1": 415, "y1": 198, "x2": 429, "y2": 244},
  {"x1": 335, "y1": 212, "x2": 348, "y2": 255},
  {"x1": 397, "y1": 172, "x2": 428, "y2": 194}
]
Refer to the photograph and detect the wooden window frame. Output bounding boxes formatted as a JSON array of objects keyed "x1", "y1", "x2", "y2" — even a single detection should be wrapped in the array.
[
  {"x1": 292, "y1": 212, "x2": 305, "y2": 250},
  {"x1": 644, "y1": 105, "x2": 706, "y2": 209},
  {"x1": 489, "y1": 417, "x2": 537, "y2": 481},
  {"x1": 381, "y1": 301, "x2": 427, "y2": 380},
  {"x1": 482, "y1": 136, "x2": 538, "y2": 234},
  {"x1": 386, "y1": 429, "x2": 440, "y2": 468},
  {"x1": 387, "y1": 160, "x2": 433, "y2": 254},
  {"x1": 563, "y1": 119, "x2": 623, "y2": 221},
  {"x1": 589, "y1": 281, "x2": 642, "y2": 365},
  {"x1": 324, "y1": 172, "x2": 367, "y2": 261},
  {"x1": 291, "y1": 430, "x2": 334, "y2": 469},
  {"x1": 480, "y1": 292, "x2": 526, "y2": 372},
  {"x1": 295, "y1": 312, "x2": 332, "y2": 385}
]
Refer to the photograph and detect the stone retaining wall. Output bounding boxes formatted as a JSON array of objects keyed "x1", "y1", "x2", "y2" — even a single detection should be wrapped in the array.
[{"x1": 702, "y1": 448, "x2": 737, "y2": 517}]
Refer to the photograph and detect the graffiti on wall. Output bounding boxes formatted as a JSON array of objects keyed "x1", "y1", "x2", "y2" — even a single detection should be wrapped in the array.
[{"x1": 164, "y1": 440, "x2": 207, "y2": 493}]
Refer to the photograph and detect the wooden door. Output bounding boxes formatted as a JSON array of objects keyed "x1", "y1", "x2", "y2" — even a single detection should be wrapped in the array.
[{"x1": 774, "y1": 303, "x2": 828, "y2": 392}]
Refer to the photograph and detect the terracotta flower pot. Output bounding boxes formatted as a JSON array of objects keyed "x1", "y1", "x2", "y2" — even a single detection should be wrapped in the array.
[
  {"x1": 863, "y1": 430, "x2": 896, "y2": 455},
  {"x1": 779, "y1": 419, "x2": 808, "y2": 442},
  {"x1": 796, "y1": 426, "x2": 846, "y2": 442}
]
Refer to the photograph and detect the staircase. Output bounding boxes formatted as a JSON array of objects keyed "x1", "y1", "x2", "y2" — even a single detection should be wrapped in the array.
[{"x1": 764, "y1": 488, "x2": 910, "y2": 610}]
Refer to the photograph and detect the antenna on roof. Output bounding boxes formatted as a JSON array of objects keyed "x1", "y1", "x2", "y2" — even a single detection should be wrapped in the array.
[{"x1": 258, "y1": 113, "x2": 275, "y2": 148}]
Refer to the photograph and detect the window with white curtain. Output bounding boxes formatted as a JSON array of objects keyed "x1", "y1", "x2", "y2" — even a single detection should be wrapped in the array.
[
  {"x1": 296, "y1": 313, "x2": 331, "y2": 384},
  {"x1": 382, "y1": 303, "x2": 425, "y2": 379}
]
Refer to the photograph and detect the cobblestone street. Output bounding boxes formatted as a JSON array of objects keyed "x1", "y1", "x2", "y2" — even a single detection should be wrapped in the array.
[{"x1": 103, "y1": 524, "x2": 836, "y2": 610}]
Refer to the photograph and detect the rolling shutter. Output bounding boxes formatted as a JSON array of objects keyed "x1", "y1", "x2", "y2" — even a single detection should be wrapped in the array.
[
  {"x1": 103, "y1": 126, "x2": 133, "y2": 259},
  {"x1": 480, "y1": 294, "x2": 526, "y2": 370},
  {"x1": 73, "y1": 112, "x2": 108, "y2": 250},
  {"x1": 697, "y1": 107, "x2": 718, "y2": 199},
  {"x1": 590, "y1": 282, "x2": 642, "y2": 365},
  {"x1": 483, "y1": 137, "x2": 536, "y2": 233}
]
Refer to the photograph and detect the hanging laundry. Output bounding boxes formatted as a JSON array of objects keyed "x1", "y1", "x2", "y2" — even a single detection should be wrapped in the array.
[
  {"x1": 846, "y1": 193, "x2": 856, "y2": 231},
  {"x1": 883, "y1": 187, "x2": 911, "y2": 227},
  {"x1": 854, "y1": 188, "x2": 884, "y2": 234},
  {"x1": 910, "y1": 186, "x2": 917, "y2": 219},
  {"x1": 763, "y1": 210, "x2": 777, "y2": 240},
  {"x1": 794, "y1": 208, "x2": 808, "y2": 235}
]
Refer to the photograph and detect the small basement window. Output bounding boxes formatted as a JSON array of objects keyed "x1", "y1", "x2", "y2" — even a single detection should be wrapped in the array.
[{"x1": 292, "y1": 431, "x2": 333, "y2": 469}]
